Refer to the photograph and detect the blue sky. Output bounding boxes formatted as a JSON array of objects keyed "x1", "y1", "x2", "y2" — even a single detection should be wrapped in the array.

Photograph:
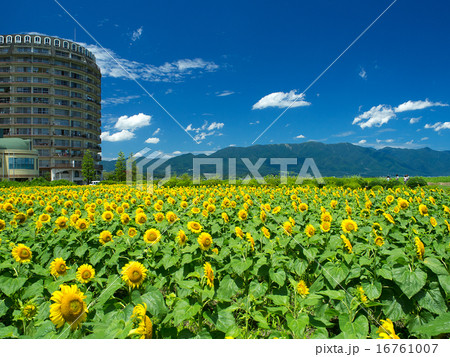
[{"x1": 4, "y1": 0, "x2": 450, "y2": 160}]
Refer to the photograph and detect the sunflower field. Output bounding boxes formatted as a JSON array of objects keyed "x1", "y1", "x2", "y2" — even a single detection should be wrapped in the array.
[{"x1": 0, "y1": 184, "x2": 449, "y2": 339}]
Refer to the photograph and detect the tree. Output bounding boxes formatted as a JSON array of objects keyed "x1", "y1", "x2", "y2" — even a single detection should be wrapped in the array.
[
  {"x1": 82, "y1": 150, "x2": 96, "y2": 184},
  {"x1": 114, "y1": 151, "x2": 126, "y2": 182},
  {"x1": 129, "y1": 153, "x2": 137, "y2": 181}
]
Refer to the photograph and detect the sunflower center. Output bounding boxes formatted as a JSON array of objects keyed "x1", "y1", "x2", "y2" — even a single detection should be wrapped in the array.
[
  {"x1": 59, "y1": 264, "x2": 67, "y2": 273},
  {"x1": 19, "y1": 249, "x2": 30, "y2": 258},
  {"x1": 60, "y1": 295, "x2": 84, "y2": 322},
  {"x1": 204, "y1": 238, "x2": 211, "y2": 246},
  {"x1": 82, "y1": 271, "x2": 91, "y2": 279},
  {"x1": 130, "y1": 269, "x2": 142, "y2": 283}
]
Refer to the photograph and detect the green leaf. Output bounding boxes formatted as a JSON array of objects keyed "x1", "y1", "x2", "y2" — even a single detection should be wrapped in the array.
[
  {"x1": 438, "y1": 275, "x2": 450, "y2": 294},
  {"x1": 0, "y1": 325, "x2": 18, "y2": 338},
  {"x1": 0, "y1": 273, "x2": 27, "y2": 297},
  {"x1": 319, "y1": 290, "x2": 346, "y2": 301},
  {"x1": 32, "y1": 320, "x2": 56, "y2": 338},
  {"x1": 381, "y1": 289, "x2": 412, "y2": 320},
  {"x1": 74, "y1": 243, "x2": 89, "y2": 258},
  {"x1": 249, "y1": 280, "x2": 268, "y2": 300},
  {"x1": 287, "y1": 313, "x2": 309, "y2": 338},
  {"x1": 362, "y1": 280, "x2": 382, "y2": 300},
  {"x1": 415, "y1": 284, "x2": 447, "y2": 315},
  {"x1": 0, "y1": 300, "x2": 8, "y2": 318},
  {"x1": 173, "y1": 299, "x2": 201, "y2": 326},
  {"x1": 94, "y1": 276, "x2": 122, "y2": 309},
  {"x1": 216, "y1": 275, "x2": 240, "y2": 301},
  {"x1": 212, "y1": 308, "x2": 237, "y2": 333},
  {"x1": 269, "y1": 268, "x2": 286, "y2": 287},
  {"x1": 22, "y1": 280, "x2": 44, "y2": 300},
  {"x1": 339, "y1": 314, "x2": 369, "y2": 338},
  {"x1": 423, "y1": 257, "x2": 449, "y2": 276},
  {"x1": 322, "y1": 262, "x2": 349, "y2": 289},
  {"x1": 90, "y1": 250, "x2": 107, "y2": 266},
  {"x1": 392, "y1": 266, "x2": 427, "y2": 299},
  {"x1": 377, "y1": 267, "x2": 392, "y2": 280},
  {"x1": 251, "y1": 310, "x2": 270, "y2": 329},
  {"x1": 232, "y1": 259, "x2": 252, "y2": 276},
  {"x1": 140, "y1": 286, "x2": 168, "y2": 319},
  {"x1": 413, "y1": 312, "x2": 450, "y2": 337}
]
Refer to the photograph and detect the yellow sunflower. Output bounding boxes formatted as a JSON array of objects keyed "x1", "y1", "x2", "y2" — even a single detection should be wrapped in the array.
[
  {"x1": 296, "y1": 280, "x2": 309, "y2": 296},
  {"x1": 143, "y1": 228, "x2": 161, "y2": 245},
  {"x1": 99, "y1": 230, "x2": 113, "y2": 245},
  {"x1": 419, "y1": 204, "x2": 428, "y2": 216},
  {"x1": 340, "y1": 235, "x2": 353, "y2": 253},
  {"x1": 357, "y1": 286, "x2": 368, "y2": 303},
  {"x1": 50, "y1": 284, "x2": 87, "y2": 331},
  {"x1": 166, "y1": 211, "x2": 178, "y2": 224},
  {"x1": 0, "y1": 219, "x2": 6, "y2": 231},
  {"x1": 383, "y1": 213, "x2": 395, "y2": 224},
  {"x1": 305, "y1": 224, "x2": 316, "y2": 238},
  {"x1": 22, "y1": 303, "x2": 38, "y2": 320},
  {"x1": 76, "y1": 264, "x2": 95, "y2": 283},
  {"x1": 121, "y1": 261, "x2": 148, "y2": 288},
  {"x1": 128, "y1": 227, "x2": 138, "y2": 237},
  {"x1": 320, "y1": 221, "x2": 331, "y2": 232},
  {"x1": 129, "y1": 303, "x2": 153, "y2": 339},
  {"x1": 11, "y1": 243, "x2": 32, "y2": 263},
  {"x1": 375, "y1": 236, "x2": 385, "y2": 247},
  {"x1": 50, "y1": 258, "x2": 70, "y2": 277},
  {"x1": 75, "y1": 218, "x2": 89, "y2": 231},
  {"x1": 55, "y1": 216, "x2": 68, "y2": 229},
  {"x1": 235, "y1": 226, "x2": 244, "y2": 239},
  {"x1": 221, "y1": 212, "x2": 229, "y2": 223},
  {"x1": 261, "y1": 226, "x2": 271, "y2": 238},
  {"x1": 198, "y1": 232, "x2": 213, "y2": 251},
  {"x1": 238, "y1": 209, "x2": 248, "y2": 220},
  {"x1": 246, "y1": 232, "x2": 255, "y2": 251},
  {"x1": 203, "y1": 262, "x2": 214, "y2": 288},
  {"x1": 121, "y1": 213, "x2": 131, "y2": 225},
  {"x1": 341, "y1": 219, "x2": 358, "y2": 233},
  {"x1": 430, "y1": 217, "x2": 437, "y2": 227},
  {"x1": 39, "y1": 213, "x2": 51, "y2": 223},
  {"x1": 187, "y1": 221, "x2": 202, "y2": 233},
  {"x1": 153, "y1": 212, "x2": 164, "y2": 223},
  {"x1": 414, "y1": 237, "x2": 425, "y2": 260},
  {"x1": 135, "y1": 212, "x2": 147, "y2": 225},
  {"x1": 176, "y1": 230, "x2": 187, "y2": 246},
  {"x1": 101, "y1": 211, "x2": 114, "y2": 222},
  {"x1": 377, "y1": 319, "x2": 400, "y2": 339}
]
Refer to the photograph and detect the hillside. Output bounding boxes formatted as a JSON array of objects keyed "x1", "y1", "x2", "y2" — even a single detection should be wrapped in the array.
[{"x1": 101, "y1": 142, "x2": 450, "y2": 178}]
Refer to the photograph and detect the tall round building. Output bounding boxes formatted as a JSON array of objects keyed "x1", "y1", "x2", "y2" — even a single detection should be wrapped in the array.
[{"x1": 0, "y1": 33, "x2": 102, "y2": 182}]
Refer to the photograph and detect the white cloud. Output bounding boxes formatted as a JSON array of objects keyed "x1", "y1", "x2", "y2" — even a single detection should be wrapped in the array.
[
  {"x1": 100, "y1": 130, "x2": 134, "y2": 142},
  {"x1": 101, "y1": 95, "x2": 140, "y2": 106},
  {"x1": 172, "y1": 151, "x2": 182, "y2": 155},
  {"x1": 424, "y1": 122, "x2": 450, "y2": 131},
  {"x1": 333, "y1": 131, "x2": 354, "y2": 137},
  {"x1": 357, "y1": 139, "x2": 367, "y2": 144},
  {"x1": 252, "y1": 90, "x2": 310, "y2": 110},
  {"x1": 249, "y1": 121, "x2": 260, "y2": 125},
  {"x1": 376, "y1": 139, "x2": 394, "y2": 143},
  {"x1": 295, "y1": 134, "x2": 305, "y2": 139},
  {"x1": 394, "y1": 99, "x2": 448, "y2": 113},
  {"x1": 207, "y1": 122, "x2": 224, "y2": 131},
  {"x1": 359, "y1": 68, "x2": 367, "y2": 79},
  {"x1": 131, "y1": 26, "x2": 143, "y2": 42},
  {"x1": 216, "y1": 90, "x2": 234, "y2": 97},
  {"x1": 114, "y1": 113, "x2": 151, "y2": 131},
  {"x1": 406, "y1": 140, "x2": 414, "y2": 145},
  {"x1": 352, "y1": 105, "x2": 396, "y2": 129},
  {"x1": 420, "y1": 137, "x2": 429, "y2": 141},
  {"x1": 145, "y1": 137, "x2": 160, "y2": 144},
  {"x1": 152, "y1": 128, "x2": 161, "y2": 136},
  {"x1": 409, "y1": 117, "x2": 421, "y2": 124},
  {"x1": 185, "y1": 121, "x2": 224, "y2": 143},
  {"x1": 80, "y1": 43, "x2": 218, "y2": 82}
]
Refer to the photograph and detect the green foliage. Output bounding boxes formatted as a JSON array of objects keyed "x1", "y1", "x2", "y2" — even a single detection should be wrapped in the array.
[
  {"x1": 406, "y1": 176, "x2": 428, "y2": 188},
  {"x1": 81, "y1": 149, "x2": 96, "y2": 184},
  {"x1": 114, "y1": 151, "x2": 127, "y2": 182}
]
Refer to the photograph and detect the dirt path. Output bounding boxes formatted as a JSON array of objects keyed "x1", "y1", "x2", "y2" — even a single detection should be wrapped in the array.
[{"x1": 427, "y1": 182, "x2": 450, "y2": 186}]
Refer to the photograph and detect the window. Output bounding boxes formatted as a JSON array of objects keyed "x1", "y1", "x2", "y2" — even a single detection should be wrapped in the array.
[
  {"x1": 0, "y1": 36, "x2": 3, "y2": 44},
  {"x1": 71, "y1": 43, "x2": 77, "y2": 51},
  {"x1": 33, "y1": 108, "x2": 49, "y2": 114},
  {"x1": 54, "y1": 109, "x2": 69, "y2": 116},
  {"x1": 16, "y1": 118, "x2": 31, "y2": 124},
  {"x1": 54, "y1": 139, "x2": 70, "y2": 147},
  {"x1": 32, "y1": 67, "x2": 49, "y2": 73},
  {"x1": 32, "y1": 57, "x2": 50, "y2": 64},
  {"x1": 33, "y1": 48, "x2": 49, "y2": 54},
  {"x1": 54, "y1": 39, "x2": 60, "y2": 47},
  {"x1": 0, "y1": 97, "x2": 10, "y2": 103},
  {"x1": 0, "y1": 118, "x2": 10, "y2": 124},
  {"x1": 54, "y1": 60, "x2": 70, "y2": 67},
  {"x1": 24, "y1": 35, "x2": 31, "y2": 44},
  {"x1": 16, "y1": 66, "x2": 32, "y2": 73},
  {"x1": 0, "y1": 67, "x2": 9, "y2": 73},
  {"x1": 55, "y1": 69, "x2": 69, "y2": 76},
  {"x1": 0, "y1": 77, "x2": 10, "y2": 83},
  {"x1": 16, "y1": 128, "x2": 31, "y2": 135},
  {"x1": 33, "y1": 87, "x2": 49, "y2": 94},
  {"x1": 71, "y1": 120, "x2": 82, "y2": 128},
  {"x1": 55, "y1": 79, "x2": 69, "y2": 87},
  {"x1": 33, "y1": 139, "x2": 50, "y2": 146},
  {"x1": 71, "y1": 111, "x2": 81, "y2": 118},
  {"x1": 32, "y1": 77, "x2": 49, "y2": 84},
  {"x1": 33, "y1": 118, "x2": 49, "y2": 125},
  {"x1": 38, "y1": 149, "x2": 50, "y2": 156},
  {"x1": 54, "y1": 89, "x2": 69, "y2": 96},
  {"x1": 54, "y1": 99, "x2": 69, "y2": 106},
  {"x1": 15, "y1": 107, "x2": 31, "y2": 114},
  {"x1": 15, "y1": 35, "x2": 22, "y2": 43},
  {"x1": 71, "y1": 101, "x2": 82, "y2": 108},
  {"x1": 0, "y1": 108, "x2": 10, "y2": 114},
  {"x1": 63, "y1": 41, "x2": 69, "y2": 49},
  {"x1": 33, "y1": 97, "x2": 49, "y2": 104},
  {"x1": 33, "y1": 128, "x2": 50, "y2": 135},
  {"x1": 0, "y1": 87, "x2": 11, "y2": 93},
  {"x1": 6, "y1": 36, "x2": 12, "y2": 44},
  {"x1": 16, "y1": 57, "x2": 31, "y2": 63},
  {"x1": 54, "y1": 119, "x2": 70, "y2": 126},
  {"x1": 16, "y1": 47, "x2": 32, "y2": 53},
  {"x1": 9, "y1": 158, "x2": 35, "y2": 170},
  {"x1": 54, "y1": 129, "x2": 70, "y2": 136},
  {"x1": 72, "y1": 140, "x2": 81, "y2": 148},
  {"x1": 71, "y1": 92, "x2": 82, "y2": 98},
  {"x1": 55, "y1": 50, "x2": 69, "y2": 58},
  {"x1": 0, "y1": 48, "x2": 9, "y2": 54},
  {"x1": 34, "y1": 36, "x2": 41, "y2": 44},
  {"x1": 16, "y1": 76, "x2": 31, "y2": 83},
  {"x1": 15, "y1": 97, "x2": 31, "y2": 103},
  {"x1": 71, "y1": 82, "x2": 82, "y2": 89},
  {"x1": 44, "y1": 37, "x2": 50, "y2": 45},
  {"x1": 71, "y1": 54, "x2": 82, "y2": 61}
]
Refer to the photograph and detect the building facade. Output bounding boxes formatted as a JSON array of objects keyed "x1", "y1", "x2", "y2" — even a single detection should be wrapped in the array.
[
  {"x1": 0, "y1": 34, "x2": 102, "y2": 182},
  {"x1": 0, "y1": 137, "x2": 39, "y2": 181}
]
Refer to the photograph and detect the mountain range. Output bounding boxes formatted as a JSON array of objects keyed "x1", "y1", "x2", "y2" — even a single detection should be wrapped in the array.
[{"x1": 100, "y1": 142, "x2": 450, "y2": 178}]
